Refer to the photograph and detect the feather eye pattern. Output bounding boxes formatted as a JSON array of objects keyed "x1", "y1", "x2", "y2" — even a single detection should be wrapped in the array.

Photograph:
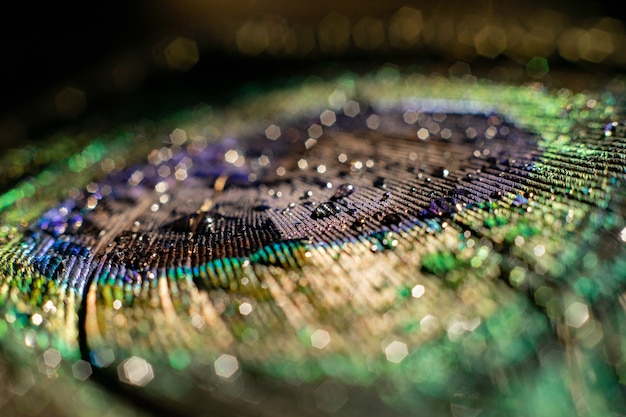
[{"x1": 1, "y1": 70, "x2": 626, "y2": 417}]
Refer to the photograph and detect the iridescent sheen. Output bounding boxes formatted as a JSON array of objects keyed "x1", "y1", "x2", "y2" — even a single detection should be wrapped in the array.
[{"x1": 2, "y1": 72, "x2": 626, "y2": 417}]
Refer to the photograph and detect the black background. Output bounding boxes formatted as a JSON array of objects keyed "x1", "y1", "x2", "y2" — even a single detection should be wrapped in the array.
[{"x1": 1, "y1": 0, "x2": 625, "y2": 148}]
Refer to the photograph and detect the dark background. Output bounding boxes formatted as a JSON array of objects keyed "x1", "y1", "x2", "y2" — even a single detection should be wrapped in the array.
[
  {"x1": 0, "y1": 2, "x2": 625, "y2": 416},
  {"x1": 1, "y1": 0, "x2": 625, "y2": 149}
]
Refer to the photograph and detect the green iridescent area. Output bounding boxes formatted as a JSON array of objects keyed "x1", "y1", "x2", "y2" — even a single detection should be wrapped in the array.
[{"x1": 2, "y1": 69, "x2": 626, "y2": 417}]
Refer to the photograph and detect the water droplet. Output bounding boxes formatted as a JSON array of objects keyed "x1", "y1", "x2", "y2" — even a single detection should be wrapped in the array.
[
  {"x1": 351, "y1": 218, "x2": 366, "y2": 231},
  {"x1": 311, "y1": 202, "x2": 342, "y2": 220},
  {"x1": 490, "y1": 191, "x2": 502, "y2": 200},
  {"x1": 331, "y1": 184, "x2": 354, "y2": 200},
  {"x1": 381, "y1": 213, "x2": 402, "y2": 226},
  {"x1": 434, "y1": 167, "x2": 450, "y2": 178},
  {"x1": 313, "y1": 178, "x2": 333, "y2": 189},
  {"x1": 373, "y1": 177, "x2": 386, "y2": 188},
  {"x1": 300, "y1": 190, "x2": 314, "y2": 200},
  {"x1": 604, "y1": 121, "x2": 618, "y2": 137}
]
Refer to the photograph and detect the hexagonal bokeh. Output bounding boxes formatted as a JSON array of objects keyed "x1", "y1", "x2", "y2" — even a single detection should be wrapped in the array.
[
  {"x1": 117, "y1": 356, "x2": 154, "y2": 387},
  {"x1": 214, "y1": 354, "x2": 239, "y2": 379}
]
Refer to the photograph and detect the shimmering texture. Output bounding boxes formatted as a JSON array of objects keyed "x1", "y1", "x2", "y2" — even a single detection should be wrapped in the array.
[{"x1": 1, "y1": 70, "x2": 626, "y2": 417}]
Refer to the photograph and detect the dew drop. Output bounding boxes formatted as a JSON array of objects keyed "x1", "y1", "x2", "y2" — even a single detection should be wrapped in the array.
[
  {"x1": 313, "y1": 178, "x2": 333, "y2": 189},
  {"x1": 311, "y1": 202, "x2": 342, "y2": 220},
  {"x1": 381, "y1": 213, "x2": 403, "y2": 226},
  {"x1": 331, "y1": 184, "x2": 355, "y2": 200},
  {"x1": 351, "y1": 218, "x2": 366, "y2": 231},
  {"x1": 373, "y1": 177, "x2": 386, "y2": 189},
  {"x1": 434, "y1": 167, "x2": 450, "y2": 178},
  {"x1": 604, "y1": 121, "x2": 618, "y2": 137},
  {"x1": 485, "y1": 156, "x2": 498, "y2": 167}
]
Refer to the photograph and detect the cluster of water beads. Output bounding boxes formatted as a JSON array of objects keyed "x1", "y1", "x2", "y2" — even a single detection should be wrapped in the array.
[{"x1": 4, "y1": 72, "x2": 626, "y2": 417}]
